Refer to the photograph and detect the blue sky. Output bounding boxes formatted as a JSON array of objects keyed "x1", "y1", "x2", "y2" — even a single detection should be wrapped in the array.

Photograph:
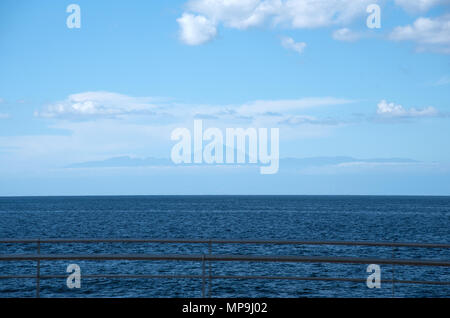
[{"x1": 0, "y1": 0, "x2": 450, "y2": 195}]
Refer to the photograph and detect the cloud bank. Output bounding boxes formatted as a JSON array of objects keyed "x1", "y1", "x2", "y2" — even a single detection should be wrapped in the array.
[
  {"x1": 36, "y1": 91, "x2": 356, "y2": 126},
  {"x1": 176, "y1": 0, "x2": 450, "y2": 55},
  {"x1": 35, "y1": 92, "x2": 163, "y2": 119},
  {"x1": 177, "y1": 0, "x2": 376, "y2": 45}
]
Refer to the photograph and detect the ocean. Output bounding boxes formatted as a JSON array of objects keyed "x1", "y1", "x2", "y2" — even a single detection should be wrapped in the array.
[{"x1": 0, "y1": 195, "x2": 449, "y2": 297}]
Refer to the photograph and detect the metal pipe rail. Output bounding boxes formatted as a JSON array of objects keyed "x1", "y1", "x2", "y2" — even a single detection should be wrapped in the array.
[
  {"x1": 1, "y1": 238, "x2": 449, "y2": 298},
  {"x1": 1, "y1": 238, "x2": 449, "y2": 248},
  {"x1": 1, "y1": 253, "x2": 450, "y2": 266}
]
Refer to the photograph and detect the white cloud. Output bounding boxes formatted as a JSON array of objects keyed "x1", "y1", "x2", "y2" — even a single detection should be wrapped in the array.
[
  {"x1": 187, "y1": 0, "x2": 276, "y2": 29},
  {"x1": 36, "y1": 91, "x2": 162, "y2": 119},
  {"x1": 376, "y1": 100, "x2": 438, "y2": 118},
  {"x1": 178, "y1": 0, "x2": 377, "y2": 44},
  {"x1": 177, "y1": 13, "x2": 217, "y2": 45},
  {"x1": 0, "y1": 98, "x2": 4, "y2": 104},
  {"x1": 280, "y1": 36, "x2": 306, "y2": 54},
  {"x1": 394, "y1": 0, "x2": 449, "y2": 12},
  {"x1": 332, "y1": 28, "x2": 362, "y2": 42},
  {"x1": 0, "y1": 113, "x2": 9, "y2": 119},
  {"x1": 277, "y1": 0, "x2": 374, "y2": 28},
  {"x1": 389, "y1": 14, "x2": 450, "y2": 54}
]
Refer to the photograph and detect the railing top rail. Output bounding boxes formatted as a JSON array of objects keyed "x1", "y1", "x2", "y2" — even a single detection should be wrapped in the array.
[
  {"x1": 0, "y1": 253, "x2": 449, "y2": 266},
  {"x1": 0, "y1": 238, "x2": 449, "y2": 248}
]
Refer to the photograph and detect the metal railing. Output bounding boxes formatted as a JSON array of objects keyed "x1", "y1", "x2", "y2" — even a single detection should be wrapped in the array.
[{"x1": 0, "y1": 238, "x2": 449, "y2": 297}]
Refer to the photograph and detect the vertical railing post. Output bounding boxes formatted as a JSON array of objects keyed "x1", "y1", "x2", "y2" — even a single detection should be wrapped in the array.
[
  {"x1": 201, "y1": 255, "x2": 206, "y2": 298},
  {"x1": 391, "y1": 246, "x2": 395, "y2": 298},
  {"x1": 36, "y1": 239, "x2": 40, "y2": 298},
  {"x1": 208, "y1": 240, "x2": 212, "y2": 298}
]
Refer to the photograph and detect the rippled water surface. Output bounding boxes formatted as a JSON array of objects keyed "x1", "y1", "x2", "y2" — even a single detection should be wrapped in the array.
[{"x1": 0, "y1": 195, "x2": 449, "y2": 297}]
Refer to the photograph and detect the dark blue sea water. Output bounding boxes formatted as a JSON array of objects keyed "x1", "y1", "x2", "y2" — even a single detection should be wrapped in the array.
[{"x1": 0, "y1": 195, "x2": 449, "y2": 298}]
